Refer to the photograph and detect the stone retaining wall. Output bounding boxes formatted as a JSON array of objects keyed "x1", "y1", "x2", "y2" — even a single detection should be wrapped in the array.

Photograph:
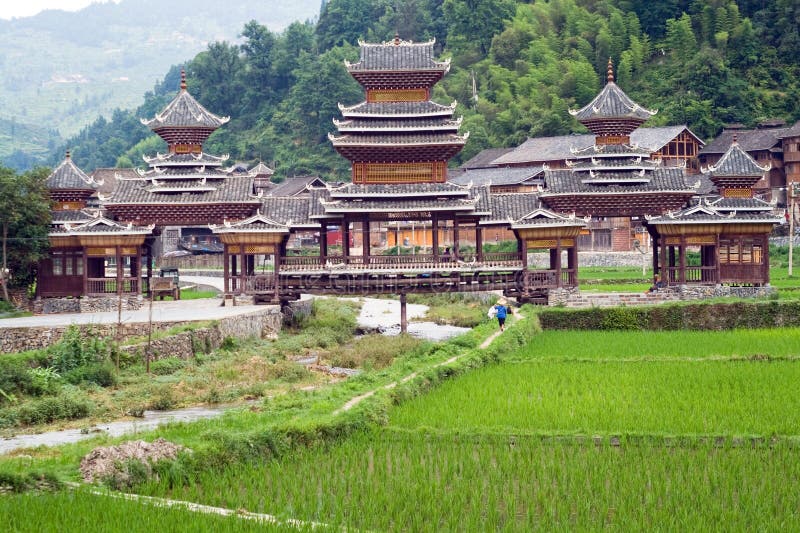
[
  {"x1": 33, "y1": 296, "x2": 143, "y2": 315},
  {"x1": 548, "y1": 285, "x2": 776, "y2": 307},
  {"x1": 0, "y1": 305, "x2": 286, "y2": 355}
]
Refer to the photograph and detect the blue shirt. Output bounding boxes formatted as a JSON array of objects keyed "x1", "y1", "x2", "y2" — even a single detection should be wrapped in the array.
[{"x1": 495, "y1": 305, "x2": 507, "y2": 319}]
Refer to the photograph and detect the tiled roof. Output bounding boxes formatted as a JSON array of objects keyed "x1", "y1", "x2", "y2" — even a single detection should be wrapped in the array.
[
  {"x1": 646, "y1": 202, "x2": 782, "y2": 225},
  {"x1": 511, "y1": 208, "x2": 588, "y2": 229},
  {"x1": 700, "y1": 126, "x2": 790, "y2": 154},
  {"x1": 460, "y1": 147, "x2": 515, "y2": 169},
  {"x1": 709, "y1": 197, "x2": 774, "y2": 211},
  {"x1": 143, "y1": 152, "x2": 228, "y2": 166},
  {"x1": 260, "y1": 196, "x2": 316, "y2": 226},
  {"x1": 569, "y1": 80, "x2": 656, "y2": 122},
  {"x1": 339, "y1": 101, "x2": 456, "y2": 118},
  {"x1": 328, "y1": 132, "x2": 468, "y2": 146},
  {"x1": 778, "y1": 120, "x2": 800, "y2": 139},
  {"x1": 249, "y1": 162, "x2": 274, "y2": 176},
  {"x1": 333, "y1": 117, "x2": 461, "y2": 132},
  {"x1": 266, "y1": 176, "x2": 326, "y2": 197},
  {"x1": 91, "y1": 168, "x2": 139, "y2": 195},
  {"x1": 141, "y1": 87, "x2": 229, "y2": 130},
  {"x1": 105, "y1": 175, "x2": 257, "y2": 205},
  {"x1": 473, "y1": 185, "x2": 492, "y2": 214},
  {"x1": 542, "y1": 167, "x2": 693, "y2": 195},
  {"x1": 51, "y1": 209, "x2": 97, "y2": 225},
  {"x1": 570, "y1": 143, "x2": 653, "y2": 158},
  {"x1": 51, "y1": 215, "x2": 153, "y2": 236},
  {"x1": 482, "y1": 193, "x2": 542, "y2": 224},
  {"x1": 346, "y1": 39, "x2": 449, "y2": 71},
  {"x1": 327, "y1": 182, "x2": 471, "y2": 198},
  {"x1": 448, "y1": 166, "x2": 544, "y2": 187},
  {"x1": 703, "y1": 141, "x2": 770, "y2": 176},
  {"x1": 212, "y1": 211, "x2": 288, "y2": 233},
  {"x1": 46, "y1": 155, "x2": 95, "y2": 190},
  {"x1": 320, "y1": 197, "x2": 477, "y2": 213},
  {"x1": 493, "y1": 127, "x2": 694, "y2": 166}
]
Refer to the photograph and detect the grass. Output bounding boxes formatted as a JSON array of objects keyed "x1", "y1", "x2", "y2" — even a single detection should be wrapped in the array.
[{"x1": 407, "y1": 292, "x2": 497, "y2": 328}]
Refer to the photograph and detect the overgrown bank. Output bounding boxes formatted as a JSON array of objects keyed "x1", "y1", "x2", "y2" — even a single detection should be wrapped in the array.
[{"x1": 539, "y1": 300, "x2": 800, "y2": 330}]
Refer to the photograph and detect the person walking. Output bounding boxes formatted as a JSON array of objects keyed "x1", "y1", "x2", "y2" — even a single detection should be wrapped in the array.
[{"x1": 489, "y1": 298, "x2": 509, "y2": 331}]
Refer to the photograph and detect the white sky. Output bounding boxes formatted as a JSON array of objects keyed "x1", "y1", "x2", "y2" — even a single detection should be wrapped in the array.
[{"x1": 0, "y1": 0, "x2": 119, "y2": 20}]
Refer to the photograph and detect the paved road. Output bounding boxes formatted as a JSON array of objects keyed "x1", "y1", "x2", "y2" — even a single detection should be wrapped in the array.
[{"x1": 0, "y1": 298, "x2": 265, "y2": 329}]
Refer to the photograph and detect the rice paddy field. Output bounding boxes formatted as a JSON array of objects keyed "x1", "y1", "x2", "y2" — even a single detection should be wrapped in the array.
[{"x1": 109, "y1": 326, "x2": 800, "y2": 531}]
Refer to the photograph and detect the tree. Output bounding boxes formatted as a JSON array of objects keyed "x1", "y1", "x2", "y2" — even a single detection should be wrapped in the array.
[
  {"x1": 0, "y1": 166, "x2": 51, "y2": 301},
  {"x1": 443, "y1": 0, "x2": 516, "y2": 55}
]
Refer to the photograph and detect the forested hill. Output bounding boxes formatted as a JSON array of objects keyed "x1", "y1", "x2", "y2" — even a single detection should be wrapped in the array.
[{"x1": 58, "y1": 0, "x2": 800, "y2": 181}]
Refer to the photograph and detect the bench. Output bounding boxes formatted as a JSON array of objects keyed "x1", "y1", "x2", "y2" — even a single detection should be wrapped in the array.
[{"x1": 151, "y1": 276, "x2": 180, "y2": 300}]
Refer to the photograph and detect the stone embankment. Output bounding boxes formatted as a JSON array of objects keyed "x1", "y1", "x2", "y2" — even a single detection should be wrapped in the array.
[
  {"x1": 549, "y1": 285, "x2": 776, "y2": 307},
  {"x1": 0, "y1": 306, "x2": 283, "y2": 355}
]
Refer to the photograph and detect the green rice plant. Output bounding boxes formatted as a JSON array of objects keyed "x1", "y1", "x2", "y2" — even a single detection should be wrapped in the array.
[
  {"x1": 132, "y1": 430, "x2": 800, "y2": 531},
  {"x1": 389, "y1": 359, "x2": 800, "y2": 436}
]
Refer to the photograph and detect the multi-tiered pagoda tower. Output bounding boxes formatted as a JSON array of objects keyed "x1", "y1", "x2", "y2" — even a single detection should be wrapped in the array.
[
  {"x1": 540, "y1": 61, "x2": 696, "y2": 216},
  {"x1": 104, "y1": 71, "x2": 259, "y2": 225},
  {"x1": 330, "y1": 35, "x2": 467, "y2": 184}
]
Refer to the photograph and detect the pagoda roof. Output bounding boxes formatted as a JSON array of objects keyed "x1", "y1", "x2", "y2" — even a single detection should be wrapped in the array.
[
  {"x1": 141, "y1": 71, "x2": 229, "y2": 130},
  {"x1": 346, "y1": 37, "x2": 449, "y2": 72},
  {"x1": 569, "y1": 143, "x2": 654, "y2": 158},
  {"x1": 46, "y1": 153, "x2": 96, "y2": 191},
  {"x1": 448, "y1": 166, "x2": 544, "y2": 188},
  {"x1": 567, "y1": 155, "x2": 663, "y2": 172},
  {"x1": 333, "y1": 117, "x2": 462, "y2": 133},
  {"x1": 511, "y1": 207, "x2": 588, "y2": 230},
  {"x1": 51, "y1": 213, "x2": 153, "y2": 236},
  {"x1": 328, "y1": 132, "x2": 468, "y2": 147},
  {"x1": 319, "y1": 196, "x2": 478, "y2": 214},
  {"x1": 91, "y1": 168, "x2": 139, "y2": 195},
  {"x1": 569, "y1": 62, "x2": 656, "y2": 123},
  {"x1": 248, "y1": 162, "x2": 275, "y2": 177},
  {"x1": 778, "y1": 120, "x2": 800, "y2": 139},
  {"x1": 326, "y1": 181, "x2": 472, "y2": 199},
  {"x1": 211, "y1": 210, "x2": 289, "y2": 234},
  {"x1": 104, "y1": 174, "x2": 257, "y2": 206},
  {"x1": 143, "y1": 152, "x2": 229, "y2": 167},
  {"x1": 702, "y1": 140, "x2": 770, "y2": 176},
  {"x1": 645, "y1": 200, "x2": 782, "y2": 225},
  {"x1": 542, "y1": 167, "x2": 695, "y2": 196},
  {"x1": 339, "y1": 100, "x2": 457, "y2": 118},
  {"x1": 708, "y1": 197, "x2": 774, "y2": 212}
]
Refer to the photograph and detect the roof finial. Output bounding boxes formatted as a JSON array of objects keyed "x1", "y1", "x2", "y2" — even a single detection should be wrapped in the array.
[
  {"x1": 393, "y1": 32, "x2": 400, "y2": 45},
  {"x1": 65, "y1": 149, "x2": 71, "y2": 159},
  {"x1": 607, "y1": 58, "x2": 614, "y2": 83},
  {"x1": 180, "y1": 68, "x2": 187, "y2": 91},
  {"x1": 732, "y1": 133, "x2": 738, "y2": 145}
]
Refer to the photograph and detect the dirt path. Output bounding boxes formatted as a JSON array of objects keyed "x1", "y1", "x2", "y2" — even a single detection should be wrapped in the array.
[{"x1": 333, "y1": 316, "x2": 515, "y2": 415}]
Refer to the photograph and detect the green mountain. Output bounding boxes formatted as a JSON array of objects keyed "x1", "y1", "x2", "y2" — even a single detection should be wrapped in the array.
[
  {"x1": 0, "y1": 0, "x2": 321, "y2": 170},
  {"x1": 57, "y1": 0, "x2": 800, "y2": 178}
]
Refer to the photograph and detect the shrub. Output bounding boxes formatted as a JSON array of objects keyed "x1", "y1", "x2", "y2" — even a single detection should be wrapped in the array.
[
  {"x1": 149, "y1": 357, "x2": 186, "y2": 376},
  {"x1": 329, "y1": 334, "x2": 423, "y2": 370},
  {"x1": 49, "y1": 325, "x2": 114, "y2": 373},
  {"x1": 15, "y1": 392, "x2": 92, "y2": 426},
  {"x1": 26, "y1": 367, "x2": 61, "y2": 395},
  {"x1": 64, "y1": 363, "x2": 117, "y2": 387},
  {"x1": 148, "y1": 387, "x2": 176, "y2": 411},
  {"x1": 269, "y1": 360, "x2": 311, "y2": 383}
]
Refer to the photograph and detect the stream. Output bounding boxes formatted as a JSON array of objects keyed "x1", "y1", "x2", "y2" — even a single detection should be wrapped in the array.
[{"x1": 0, "y1": 295, "x2": 470, "y2": 454}]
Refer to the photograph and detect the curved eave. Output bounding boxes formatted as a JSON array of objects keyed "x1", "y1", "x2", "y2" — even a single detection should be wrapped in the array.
[
  {"x1": 540, "y1": 189, "x2": 695, "y2": 197},
  {"x1": 568, "y1": 81, "x2": 657, "y2": 121}
]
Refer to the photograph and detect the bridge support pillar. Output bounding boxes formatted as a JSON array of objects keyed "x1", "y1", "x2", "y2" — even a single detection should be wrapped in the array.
[{"x1": 400, "y1": 293, "x2": 407, "y2": 334}]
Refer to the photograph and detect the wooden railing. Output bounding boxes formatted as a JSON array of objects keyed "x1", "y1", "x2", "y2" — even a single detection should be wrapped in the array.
[
  {"x1": 280, "y1": 252, "x2": 524, "y2": 272},
  {"x1": 87, "y1": 277, "x2": 140, "y2": 295},
  {"x1": 664, "y1": 266, "x2": 718, "y2": 284}
]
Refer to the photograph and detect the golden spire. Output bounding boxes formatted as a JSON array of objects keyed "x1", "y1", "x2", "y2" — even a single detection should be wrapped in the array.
[
  {"x1": 607, "y1": 58, "x2": 614, "y2": 83},
  {"x1": 180, "y1": 68, "x2": 187, "y2": 91}
]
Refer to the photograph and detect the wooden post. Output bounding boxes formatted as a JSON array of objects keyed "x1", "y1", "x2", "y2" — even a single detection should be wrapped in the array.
[
  {"x1": 432, "y1": 215, "x2": 439, "y2": 260},
  {"x1": 320, "y1": 223, "x2": 328, "y2": 265},
  {"x1": 240, "y1": 247, "x2": 246, "y2": 295},
  {"x1": 223, "y1": 246, "x2": 230, "y2": 294},
  {"x1": 453, "y1": 219, "x2": 460, "y2": 261},
  {"x1": 115, "y1": 245, "x2": 123, "y2": 295},
  {"x1": 342, "y1": 219, "x2": 350, "y2": 260},
  {"x1": 362, "y1": 216, "x2": 370, "y2": 264},
  {"x1": 651, "y1": 234, "x2": 659, "y2": 275},
  {"x1": 274, "y1": 247, "x2": 281, "y2": 303},
  {"x1": 146, "y1": 242, "x2": 153, "y2": 297},
  {"x1": 555, "y1": 240, "x2": 563, "y2": 288},
  {"x1": 400, "y1": 293, "x2": 407, "y2": 334},
  {"x1": 679, "y1": 237, "x2": 686, "y2": 284},
  {"x1": 82, "y1": 246, "x2": 89, "y2": 296},
  {"x1": 476, "y1": 224, "x2": 483, "y2": 262}
]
